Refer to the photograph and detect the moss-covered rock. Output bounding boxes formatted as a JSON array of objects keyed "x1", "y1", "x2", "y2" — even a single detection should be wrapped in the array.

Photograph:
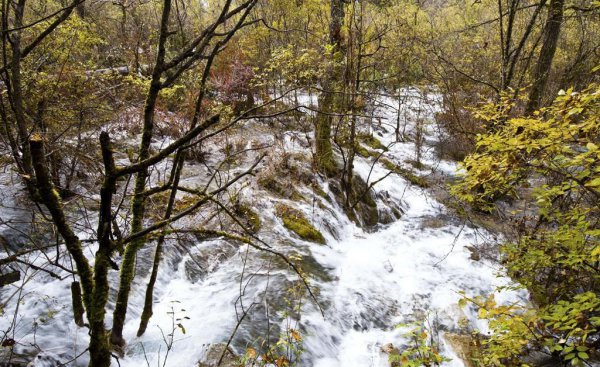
[
  {"x1": 380, "y1": 158, "x2": 429, "y2": 188},
  {"x1": 275, "y1": 204, "x2": 326, "y2": 244},
  {"x1": 359, "y1": 133, "x2": 387, "y2": 151},
  {"x1": 355, "y1": 144, "x2": 379, "y2": 158},
  {"x1": 257, "y1": 175, "x2": 306, "y2": 201},
  {"x1": 234, "y1": 204, "x2": 261, "y2": 233},
  {"x1": 310, "y1": 182, "x2": 329, "y2": 201},
  {"x1": 328, "y1": 175, "x2": 379, "y2": 228}
]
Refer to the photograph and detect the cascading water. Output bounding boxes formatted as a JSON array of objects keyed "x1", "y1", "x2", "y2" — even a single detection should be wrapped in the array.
[{"x1": 0, "y1": 89, "x2": 523, "y2": 367}]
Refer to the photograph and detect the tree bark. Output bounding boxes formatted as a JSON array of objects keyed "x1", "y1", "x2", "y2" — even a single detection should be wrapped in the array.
[
  {"x1": 71, "y1": 281, "x2": 85, "y2": 327},
  {"x1": 136, "y1": 152, "x2": 183, "y2": 336},
  {"x1": 110, "y1": 0, "x2": 172, "y2": 346},
  {"x1": 315, "y1": 0, "x2": 345, "y2": 176},
  {"x1": 30, "y1": 136, "x2": 112, "y2": 367},
  {"x1": 6, "y1": 0, "x2": 37, "y2": 199},
  {"x1": 526, "y1": 0, "x2": 564, "y2": 114}
]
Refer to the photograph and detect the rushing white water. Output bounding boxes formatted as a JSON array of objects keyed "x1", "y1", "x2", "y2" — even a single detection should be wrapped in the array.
[{"x1": 0, "y1": 88, "x2": 524, "y2": 367}]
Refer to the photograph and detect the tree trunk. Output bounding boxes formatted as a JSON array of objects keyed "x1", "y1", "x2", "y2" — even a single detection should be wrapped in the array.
[
  {"x1": 110, "y1": 0, "x2": 172, "y2": 347},
  {"x1": 526, "y1": 0, "x2": 564, "y2": 114},
  {"x1": 315, "y1": 0, "x2": 345, "y2": 176},
  {"x1": 71, "y1": 281, "x2": 85, "y2": 327},
  {"x1": 137, "y1": 153, "x2": 183, "y2": 336},
  {"x1": 6, "y1": 0, "x2": 37, "y2": 199},
  {"x1": 29, "y1": 137, "x2": 112, "y2": 367}
]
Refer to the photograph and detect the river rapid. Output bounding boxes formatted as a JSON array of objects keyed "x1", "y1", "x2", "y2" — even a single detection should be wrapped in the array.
[{"x1": 0, "y1": 89, "x2": 523, "y2": 367}]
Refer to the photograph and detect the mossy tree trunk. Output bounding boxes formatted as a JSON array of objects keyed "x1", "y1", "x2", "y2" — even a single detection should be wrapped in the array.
[
  {"x1": 111, "y1": 0, "x2": 258, "y2": 345},
  {"x1": 110, "y1": 0, "x2": 172, "y2": 347},
  {"x1": 315, "y1": 0, "x2": 345, "y2": 176},
  {"x1": 30, "y1": 135, "x2": 114, "y2": 367},
  {"x1": 71, "y1": 281, "x2": 85, "y2": 327},
  {"x1": 341, "y1": 0, "x2": 363, "y2": 210},
  {"x1": 20, "y1": 1, "x2": 257, "y2": 362}
]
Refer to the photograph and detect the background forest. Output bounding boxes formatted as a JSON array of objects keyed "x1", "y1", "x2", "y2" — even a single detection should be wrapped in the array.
[{"x1": 0, "y1": 0, "x2": 599, "y2": 366}]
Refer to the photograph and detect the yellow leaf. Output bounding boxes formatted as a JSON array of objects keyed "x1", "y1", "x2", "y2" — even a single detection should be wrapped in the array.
[
  {"x1": 290, "y1": 329, "x2": 302, "y2": 342},
  {"x1": 276, "y1": 356, "x2": 288, "y2": 367}
]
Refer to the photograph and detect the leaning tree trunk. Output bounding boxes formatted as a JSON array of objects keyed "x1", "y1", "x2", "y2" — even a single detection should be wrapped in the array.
[
  {"x1": 526, "y1": 0, "x2": 565, "y2": 114},
  {"x1": 136, "y1": 152, "x2": 183, "y2": 336},
  {"x1": 30, "y1": 136, "x2": 114, "y2": 367}
]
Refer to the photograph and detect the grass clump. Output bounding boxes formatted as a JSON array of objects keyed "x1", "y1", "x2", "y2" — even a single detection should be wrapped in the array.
[
  {"x1": 275, "y1": 204, "x2": 326, "y2": 244},
  {"x1": 380, "y1": 158, "x2": 429, "y2": 188}
]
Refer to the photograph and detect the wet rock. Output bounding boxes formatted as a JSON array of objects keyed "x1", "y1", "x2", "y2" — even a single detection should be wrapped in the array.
[
  {"x1": 26, "y1": 352, "x2": 62, "y2": 367},
  {"x1": 198, "y1": 343, "x2": 238, "y2": 367},
  {"x1": 465, "y1": 245, "x2": 480, "y2": 261},
  {"x1": 444, "y1": 333, "x2": 479, "y2": 367},
  {"x1": 321, "y1": 215, "x2": 342, "y2": 240},
  {"x1": 419, "y1": 216, "x2": 447, "y2": 230},
  {"x1": 0, "y1": 348, "x2": 30, "y2": 366},
  {"x1": 232, "y1": 204, "x2": 261, "y2": 234},
  {"x1": 0, "y1": 347, "x2": 63, "y2": 367},
  {"x1": 383, "y1": 260, "x2": 394, "y2": 273},
  {"x1": 380, "y1": 342, "x2": 399, "y2": 355},
  {"x1": 184, "y1": 241, "x2": 237, "y2": 283},
  {"x1": 275, "y1": 204, "x2": 326, "y2": 244},
  {"x1": 329, "y1": 176, "x2": 379, "y2": 229},
  {"x1": 345, "y1": 293, "x2": 401, "y2": 330},
  {"x1": 522, "y1": 351, "x2": 562, "y2": 367},
  {"x1": 380, "y1": 343, "x2": 400, "y2": 367},
  {"x1": 377, "y1": 193, "x2": 403, "y2": 225}
]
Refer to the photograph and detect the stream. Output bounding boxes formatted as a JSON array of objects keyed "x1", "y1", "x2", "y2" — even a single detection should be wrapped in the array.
[{"x1": 0, "y1": 89, "x2": 523, "y2": 367}]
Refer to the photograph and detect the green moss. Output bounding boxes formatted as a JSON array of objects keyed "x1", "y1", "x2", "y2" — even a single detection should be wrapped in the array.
[
  {"x1": 290, "y1": 190, "x2": 306, "y2": 202},
  {"x1": 235, "y1": 204, "x2": 261, "y2": 233},
  {"x1": 380, "y1": 158, "x2": 429, "y2": 188},
  {"x1": 275, "y1": 204, "x2": 326, "y2": 244},
  {"x1": 405, "y1": 158, "x2": 426, "y2": 170},
  {"x1": 311, "y1": 183, "x2": 329, "y2": 200},
  {"x1": 258, "y1": 175, "x2": 305, "y2": 201},
  {"x1": 316, "y1": 157, "x2": 340, "y2": 177},
  {"x1": 359, "y1": 133, "x2": 387, "y2": 151},
  {"x1": 355, "y1": 144, "x2": 379, "y2": 158}
]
